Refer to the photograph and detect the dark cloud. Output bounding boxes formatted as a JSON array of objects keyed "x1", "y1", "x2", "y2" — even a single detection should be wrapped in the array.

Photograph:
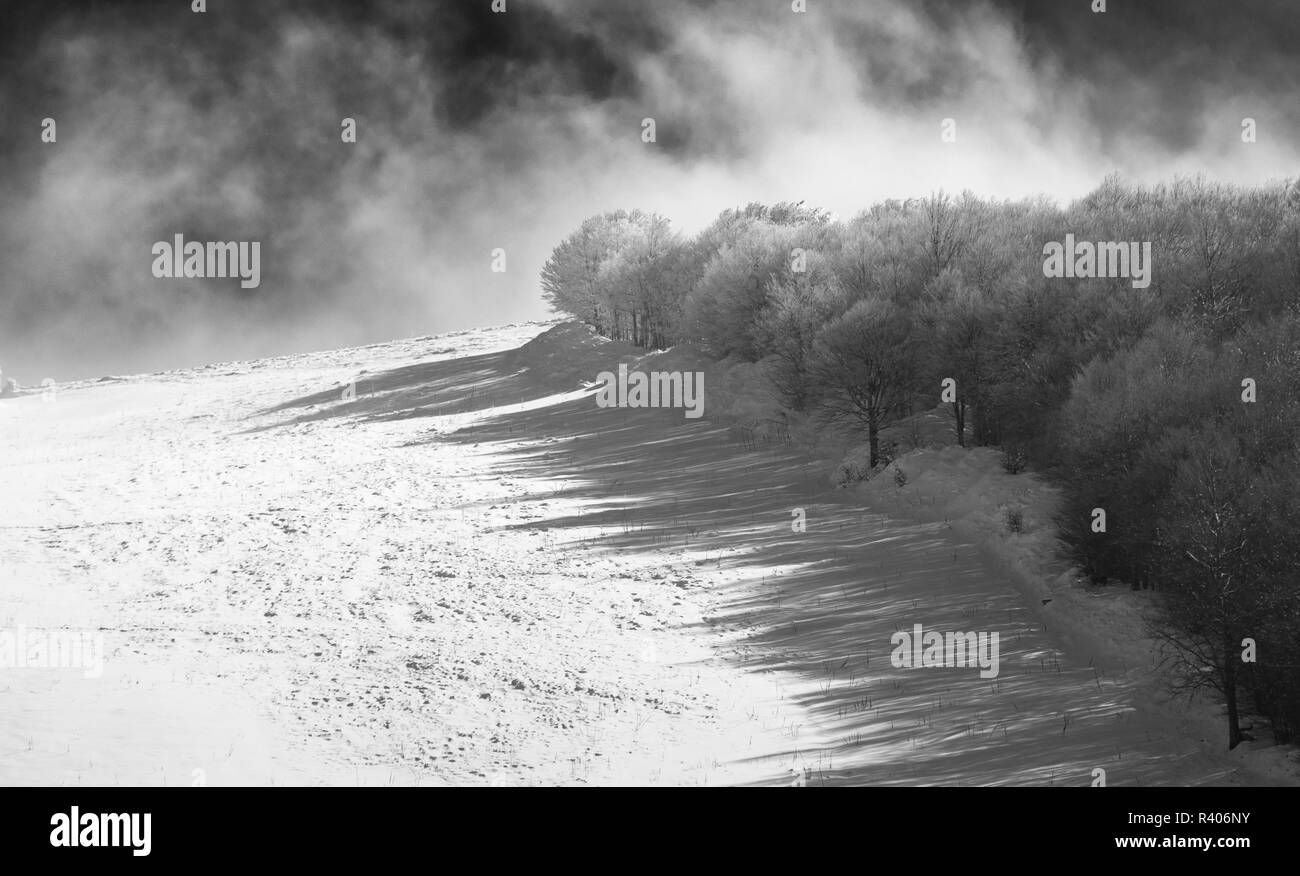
[{"x1": 989, "y1": 0, "x2": 1300, "y2": 151}]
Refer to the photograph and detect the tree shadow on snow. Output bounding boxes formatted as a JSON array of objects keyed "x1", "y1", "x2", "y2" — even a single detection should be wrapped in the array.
[{"x1": 245, "y1": 332, "x2": 1248, "y2": 787}]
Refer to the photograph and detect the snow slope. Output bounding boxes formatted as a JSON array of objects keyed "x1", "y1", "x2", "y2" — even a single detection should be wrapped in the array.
[
  {"x1": 1, "y1": 323, "x2": 810, "y2": 786},
  {"x1": 2, "y1": 321, "x2": 1293, "y2": 785}
]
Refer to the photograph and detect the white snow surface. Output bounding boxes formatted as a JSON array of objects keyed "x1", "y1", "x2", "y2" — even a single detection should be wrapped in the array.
[{"x1": 1, "y1": 321, "x2": 1294, "y2": 786}]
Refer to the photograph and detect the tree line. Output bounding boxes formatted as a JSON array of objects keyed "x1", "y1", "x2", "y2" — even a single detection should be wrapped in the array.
[{"x1": 541, "y1": 176, "x2": 1300, "y2": 749}]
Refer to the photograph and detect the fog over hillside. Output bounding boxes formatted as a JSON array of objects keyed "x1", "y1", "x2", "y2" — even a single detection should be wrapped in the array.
[{"x1": 1, "y1": 0, "x2": 1296, "y2": 379}]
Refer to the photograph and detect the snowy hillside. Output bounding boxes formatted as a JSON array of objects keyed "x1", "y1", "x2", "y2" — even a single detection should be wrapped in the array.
[{"x1": 2, "y1": 322, "x2": 1294, "y2": 786}]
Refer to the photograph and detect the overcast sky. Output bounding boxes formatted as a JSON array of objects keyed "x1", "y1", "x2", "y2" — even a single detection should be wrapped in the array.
[{"x1": 1, "y1": 0, "x2": 1296, "y2": 379}]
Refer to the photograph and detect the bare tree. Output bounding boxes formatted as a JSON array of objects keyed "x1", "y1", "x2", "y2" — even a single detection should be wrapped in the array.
[
  {"x1": 1151, "y1": 426, "x2": 1263, "y2": 749},
  {"x1": 757, "y1": 252, "x2": 847, "y2": 411},
  {"x1": 810, "y1": 297, "x2": 919, "y2": 467}
]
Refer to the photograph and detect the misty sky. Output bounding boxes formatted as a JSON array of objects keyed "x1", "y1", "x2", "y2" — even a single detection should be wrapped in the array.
[{"x1": 1, "y1": 0, "x2": 1296, "y2": 379}]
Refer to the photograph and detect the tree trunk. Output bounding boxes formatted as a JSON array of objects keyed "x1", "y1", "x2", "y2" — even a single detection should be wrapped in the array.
[
  {"x1": 868, "y1": 417, "x2": 880, "y2": 468},
  {"x1": 1224, "y1": 627, "x2": 1243, "y2": 749},
  {"x1": 953, "y1": 400, "x2": 966, "y2": 447}
]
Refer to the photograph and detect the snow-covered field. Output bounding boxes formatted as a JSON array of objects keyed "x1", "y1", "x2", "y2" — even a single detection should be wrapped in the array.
[
  {"x1": 1, "y1": 323, "x2": 813, "y2": 786},
  {"x1": 2, "y1": 321, "x2": 1294, "y2": 786}
]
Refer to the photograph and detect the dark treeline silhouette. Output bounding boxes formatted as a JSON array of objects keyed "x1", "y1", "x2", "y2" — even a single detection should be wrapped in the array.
[{"x1": 542, "y1": 176, "x2": 1300, "y2": 750}]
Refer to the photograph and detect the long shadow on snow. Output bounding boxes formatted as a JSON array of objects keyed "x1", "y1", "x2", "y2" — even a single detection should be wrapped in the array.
[
  {"x1": 421, "y1": 395, "x2": 1223, "y2": 788},
  {"x1": 244, "y1": 334, "x2": 1242, "y2": 787},
  {"x1": 244, "y1": 322, "x2": 642, "y2": 433},
  {"x1": 243, "y1": 349, "x2": 542, "y2": 432}
]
